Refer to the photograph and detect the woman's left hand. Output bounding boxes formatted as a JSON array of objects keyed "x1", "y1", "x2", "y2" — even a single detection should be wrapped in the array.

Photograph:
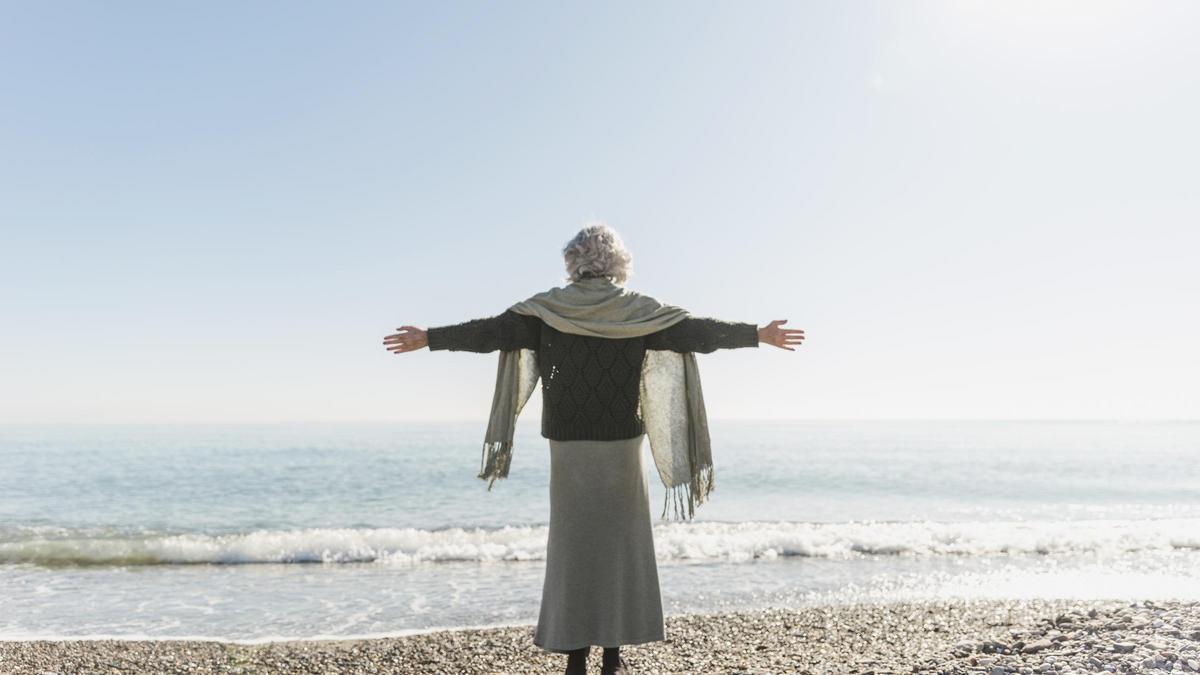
[{"x1": 383, "y1": 326, "x2": 428, "y2": 354}]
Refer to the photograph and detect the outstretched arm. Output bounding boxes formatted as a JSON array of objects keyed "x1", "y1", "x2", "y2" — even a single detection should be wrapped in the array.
[
  {"x1": 644, "y1": 317, "x2": 805, "y2": 353},
  {"x1": 383, "y1": 311, "x2": 540, "y2": 355}
]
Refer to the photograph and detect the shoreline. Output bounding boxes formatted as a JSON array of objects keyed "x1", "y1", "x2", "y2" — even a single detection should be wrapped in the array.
[
  {"x1": 0, "y1": 618, "x2": 543, "y2": 646},
  {"x1": 4, "y1": 598, "x2": 1198, "y2": 674}
]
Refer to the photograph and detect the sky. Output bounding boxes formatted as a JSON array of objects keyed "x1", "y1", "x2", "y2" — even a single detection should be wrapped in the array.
[{"x1": 1, "y1": 1, "x2": 1197, "y2": 424}]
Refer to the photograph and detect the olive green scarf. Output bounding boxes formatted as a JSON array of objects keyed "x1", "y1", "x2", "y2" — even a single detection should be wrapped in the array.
[{"x1": 478, "y1": 276, "x2": 714, "y2": 521}]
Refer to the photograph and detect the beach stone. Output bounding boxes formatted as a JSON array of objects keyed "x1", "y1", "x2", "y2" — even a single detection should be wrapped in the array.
[
  {"x1": 1023, "y1": 639, "x2": 1054, "y2": 654},
  {"x1": 1112, "y1": 642, "x2": 1137, "y2": 653}
]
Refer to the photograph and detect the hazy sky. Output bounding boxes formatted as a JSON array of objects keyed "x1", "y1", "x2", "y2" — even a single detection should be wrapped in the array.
[{"x1": 2, "y1": 1, "x2": 1197, "y2": 424}]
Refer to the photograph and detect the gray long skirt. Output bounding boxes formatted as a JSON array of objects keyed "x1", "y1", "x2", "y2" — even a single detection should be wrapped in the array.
[{"x1": 533, "y1": 433, "x2": 665, "y2": 653}]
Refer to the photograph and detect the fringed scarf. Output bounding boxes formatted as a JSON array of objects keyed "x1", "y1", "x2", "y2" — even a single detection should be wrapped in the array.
[{"x1": 477, "y1": 276, "x2": 715, "y2": 521}]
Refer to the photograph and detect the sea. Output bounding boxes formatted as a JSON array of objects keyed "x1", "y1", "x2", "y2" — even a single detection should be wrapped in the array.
[{"x1": 1, "y1": 420, "x2": 1198, "y2": 642}]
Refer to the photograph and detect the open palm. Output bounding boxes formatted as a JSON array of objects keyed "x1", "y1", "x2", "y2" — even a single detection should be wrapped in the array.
[{"x1": 757, "y1": 319, "x2": 804, "y2": 351}]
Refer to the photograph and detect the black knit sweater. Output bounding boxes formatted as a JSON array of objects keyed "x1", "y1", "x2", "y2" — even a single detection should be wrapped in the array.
[{"x1": 427, "y1": 311, "x2": 759, "y2": 441}]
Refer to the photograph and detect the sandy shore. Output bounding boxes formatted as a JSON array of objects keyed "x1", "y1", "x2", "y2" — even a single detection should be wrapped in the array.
[{"x1": 2, "y1": 599, "x2": 1197, "y2": 674}]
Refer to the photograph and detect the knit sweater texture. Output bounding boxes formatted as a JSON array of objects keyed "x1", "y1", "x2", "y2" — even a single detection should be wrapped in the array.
[{"x1": 427, "y1": 311, "x2": 759, "y2": 441}]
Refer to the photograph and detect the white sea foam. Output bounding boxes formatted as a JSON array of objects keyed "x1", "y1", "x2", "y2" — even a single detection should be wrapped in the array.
[{"x1": 3, "y1": 518, "x2": 1198, "y2": 567}]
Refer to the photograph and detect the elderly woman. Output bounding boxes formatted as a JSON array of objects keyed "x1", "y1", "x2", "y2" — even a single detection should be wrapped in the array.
[{"x1": 383, "y1": 224, "x2": 803, "y2": 675}]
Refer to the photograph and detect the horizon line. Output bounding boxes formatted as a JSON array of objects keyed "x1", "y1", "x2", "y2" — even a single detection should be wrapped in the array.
[{"x1": 2, "y1": 418, "x2": 1198, "y2": 426}]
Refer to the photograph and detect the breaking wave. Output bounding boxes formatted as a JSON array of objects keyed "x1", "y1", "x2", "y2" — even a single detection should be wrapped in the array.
[{"x1": 2, "y1": 518, "x2": 1198, "y2": 567}]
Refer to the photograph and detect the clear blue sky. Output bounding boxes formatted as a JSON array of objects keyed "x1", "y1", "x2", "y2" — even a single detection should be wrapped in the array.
[{"x1": 2, "y1": 1, "x2": 1197, "y2": 423}]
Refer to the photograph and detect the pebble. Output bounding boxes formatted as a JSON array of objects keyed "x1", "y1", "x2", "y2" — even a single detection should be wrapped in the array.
[
  {"x1": 1114, "y1": 642, "x2": 1138, "y2": 653},
  {"x1": 1025, "y1": 639, "x2": 1055, "y2": 654}
]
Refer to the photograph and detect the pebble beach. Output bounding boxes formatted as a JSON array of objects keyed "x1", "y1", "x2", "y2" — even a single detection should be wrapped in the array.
[{"x1": 3, "y1": 599, "x2": 1197, "y2": 674}]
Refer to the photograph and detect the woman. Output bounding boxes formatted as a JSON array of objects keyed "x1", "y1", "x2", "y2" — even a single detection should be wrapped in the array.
[{"x1": 383, "y1": 224, "x2": 803, "y2": 675}]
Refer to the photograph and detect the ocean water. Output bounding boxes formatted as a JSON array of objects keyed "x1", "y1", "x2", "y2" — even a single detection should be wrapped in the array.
[{"x1": 1, "y1": 420, "x2": 1198, "y2": 641}]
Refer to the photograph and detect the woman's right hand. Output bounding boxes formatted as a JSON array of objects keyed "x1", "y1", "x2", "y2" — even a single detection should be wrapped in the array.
[{"x1": 383, "y1": 326, "x2": 428, "y2": 354}]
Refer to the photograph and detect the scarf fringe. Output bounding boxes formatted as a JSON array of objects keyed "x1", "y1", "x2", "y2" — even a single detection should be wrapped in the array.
[
  {"x1": 660, "y1": 463, "x2": 716, "y2": 521},
  {"x1": 478, "y1": 439, "x2": 513, "y2": 490}
]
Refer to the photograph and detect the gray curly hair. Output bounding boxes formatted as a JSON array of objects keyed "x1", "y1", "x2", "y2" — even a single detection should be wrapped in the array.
[{"x1": 562, "y1": 222, "x2": 633, "y2": 285}]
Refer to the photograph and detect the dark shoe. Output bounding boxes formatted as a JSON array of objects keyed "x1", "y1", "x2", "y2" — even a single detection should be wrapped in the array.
[{"x1": 600, "y1": 655, "x2": 632, "y2": 675}]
